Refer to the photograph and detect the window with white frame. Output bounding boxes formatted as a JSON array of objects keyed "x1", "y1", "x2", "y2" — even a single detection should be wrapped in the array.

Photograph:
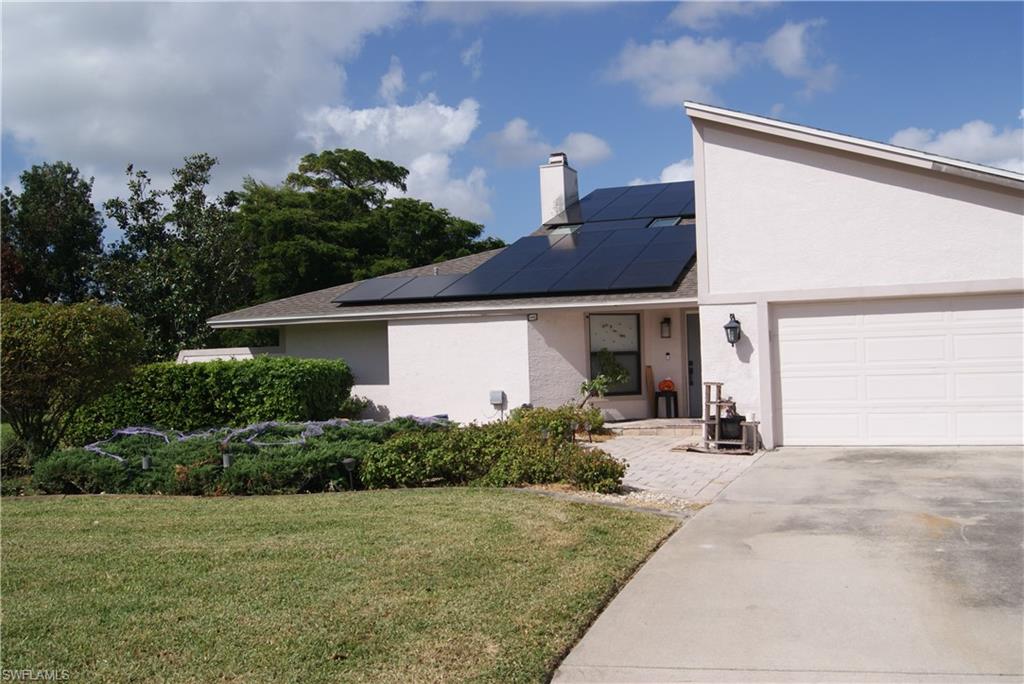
[{"x1": 588, "y1": 313, "x2": 641, "y2": 395}]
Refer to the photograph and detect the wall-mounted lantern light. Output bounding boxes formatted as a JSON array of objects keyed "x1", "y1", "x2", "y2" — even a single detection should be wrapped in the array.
[
  {"x1": 724, "y1": 314, "x2": 742, "y2": 347},
  {"x1": 660, "y1": 317, "x2": 671, "y2": 339}
]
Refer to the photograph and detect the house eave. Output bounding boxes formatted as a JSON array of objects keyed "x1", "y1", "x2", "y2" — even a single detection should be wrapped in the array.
[
  {"x1": 683, "y1": 101, "x2": 1024, "y2": 192},
  {"x1": 208, "y1": 294, "x2": 700, "y2": 328}
]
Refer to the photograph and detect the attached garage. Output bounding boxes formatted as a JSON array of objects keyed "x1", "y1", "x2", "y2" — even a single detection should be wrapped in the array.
[
  {"x1": 774, "y1": 294, "x2": 1024, "y2": 445},
  {"x1": 686, "y1": 103, "x2": 1024, "y2": 448}
]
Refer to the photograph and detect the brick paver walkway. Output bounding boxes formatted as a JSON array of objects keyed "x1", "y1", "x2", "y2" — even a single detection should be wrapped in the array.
[{"x1": 601, "y1": 436, "x2": 761, "y2": 502}]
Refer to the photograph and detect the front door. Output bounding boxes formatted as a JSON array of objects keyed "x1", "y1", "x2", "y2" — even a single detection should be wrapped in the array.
[{"x1": 685, "y1": 313, "x2": 703, "y2": 418}]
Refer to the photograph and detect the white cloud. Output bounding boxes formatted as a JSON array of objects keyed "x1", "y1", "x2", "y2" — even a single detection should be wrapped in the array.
[
  {"x1": 762, "y1": 19, "x2": 837, "y2": 95},
  {"x1": 562, "y1": 133, "x2": 613, "y2": 167},
  {"x1": 606, "y1": 36, "x2": 742, "y2": 106},
  {"x1": 418, "y1": 70, "x2": 437, "y2": 84},
  {"x1": 629, "y1": 158, "x2": 695, "y2": 186},
  {"x1": 607, "y1": 18, "x2": 836, "y2": 107},
  {"x1": 422, "y1": 2, "x2": 603, "y2": 25},
  {"x1": 890, "y1": 119, "x2": 1024, "y2": 173},
  {"x1": 378, "y1": 56, "x2": 406, "y2": 104},
  {"x1": 769, "y1": 102, "x2": 785, "y2": 117},
  {"x1": 668, "y1": 2, "x2": 776, "y2": 31},
  {"x1": 1, "y1": 2, "x2": 410, "y2": 209},
  {"x1": 461, "y1": 38, "x2": 483, "y2": 80},
  {"x1": 303, "y1": 97, "x2": 493, "y2": 221},
  {"x1": 486, "y1": 118, "x2": 612, "y2": 167}
]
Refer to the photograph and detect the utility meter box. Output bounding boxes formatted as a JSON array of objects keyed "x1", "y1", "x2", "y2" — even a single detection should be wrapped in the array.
[{"x1": 489, "y1": 390, "x2": 505, "y2": 406}]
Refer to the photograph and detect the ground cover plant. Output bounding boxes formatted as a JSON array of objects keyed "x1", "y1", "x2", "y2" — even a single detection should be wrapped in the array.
[
  {"x1": 29, "y1": 408, "x2": 627, "y2": 496},
  {"x1": 0, "y1": 490, "x2": 677, "y2": 682}
]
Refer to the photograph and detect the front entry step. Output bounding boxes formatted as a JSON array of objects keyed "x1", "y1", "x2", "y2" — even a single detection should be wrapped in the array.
[{"x1": 607, "y1": 419, "x2": 703, "y2": 438}]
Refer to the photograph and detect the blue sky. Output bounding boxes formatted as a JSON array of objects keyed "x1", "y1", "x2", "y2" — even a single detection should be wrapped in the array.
[{"x1": 3, "y1": 2, "x2": 1022, "y2": 244}]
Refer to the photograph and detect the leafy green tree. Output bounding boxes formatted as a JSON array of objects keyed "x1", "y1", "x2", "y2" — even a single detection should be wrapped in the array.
[
  {"x1": 238, "y1": 149, "x2": 503, "y2": 302},
  {"x1": 1, "y1": 162, "x2": 104, "y2": 302},
  {"x1": 99, "y1": 154, "x2": 253, "y2": 359},
  {"x1": 0, "y1": 301, "x2": 142, "y2": 460}
]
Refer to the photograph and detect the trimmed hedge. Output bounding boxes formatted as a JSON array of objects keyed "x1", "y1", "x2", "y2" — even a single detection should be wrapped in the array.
[{"x1": 65, "y1": 357, "x2": 354, "y2": 446}]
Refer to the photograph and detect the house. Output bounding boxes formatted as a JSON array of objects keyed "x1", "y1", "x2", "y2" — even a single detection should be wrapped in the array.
[{"x1": 198, "y1": 104, "x2": 1024, "y2": 447}]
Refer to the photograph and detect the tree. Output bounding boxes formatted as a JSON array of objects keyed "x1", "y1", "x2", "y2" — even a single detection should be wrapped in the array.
[
  {"x1": 99, "y1": 154, "x2": 253, "y2": 359},
  {"x1": 0, "y1": 301, "x2": 142, "y2": 460},
  {"x1": 1, "y1": 162, "x2": 104, "y2": 302},
  {"x1": 238, "y1": 149, "x2": 504, "y2": 302}
]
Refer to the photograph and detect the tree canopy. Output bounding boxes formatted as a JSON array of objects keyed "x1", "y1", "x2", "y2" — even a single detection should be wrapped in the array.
[
  {"x1": 1, "y1": 162, "x2": 104, "y2": 303},
  {"x1": 238, "y1": 149, "x2": 502, "y2": 302},
  {"x1": 99, "y1": 154, "x2": 253, "y2": 360}
]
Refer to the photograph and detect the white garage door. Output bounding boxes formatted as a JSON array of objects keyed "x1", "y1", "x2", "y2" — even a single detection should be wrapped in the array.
[{"x1": 775, "y1": 294, "x2": 1024, "y2": 445}]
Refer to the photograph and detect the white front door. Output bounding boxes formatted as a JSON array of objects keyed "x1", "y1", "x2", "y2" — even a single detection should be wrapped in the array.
[{"x1": 774, "y1": 293, "x2": 1024, "y2": 446}]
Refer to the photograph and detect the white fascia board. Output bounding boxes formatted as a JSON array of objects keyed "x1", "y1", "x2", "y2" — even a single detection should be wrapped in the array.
[
  {"x1": 684, "y1": 102, "x2": 1024, "y2": 191},
  {"x1": 208, "y1": 295, "x2": 699, "y2": 328}
]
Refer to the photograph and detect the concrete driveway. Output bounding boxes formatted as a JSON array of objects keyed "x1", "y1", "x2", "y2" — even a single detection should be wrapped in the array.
[{"x1": 555, "y1": 447, "x2": 1024, "y2": 683}]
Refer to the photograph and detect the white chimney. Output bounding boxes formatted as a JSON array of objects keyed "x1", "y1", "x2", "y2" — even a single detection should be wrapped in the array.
[{"x1": 539, "y1": 152, "x2": 578, "y2": 224}]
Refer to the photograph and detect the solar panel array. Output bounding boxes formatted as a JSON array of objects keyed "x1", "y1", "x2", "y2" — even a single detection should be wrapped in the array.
[{"x1": 335, "y1": 181, "x2": 696, "y2": 306}]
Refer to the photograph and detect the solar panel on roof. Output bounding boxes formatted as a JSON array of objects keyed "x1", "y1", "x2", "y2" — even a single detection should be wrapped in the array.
[
  {"x1": 576, "y1": 186, "x2": 630, "y2": 221},
  {"x1": 434, "y1": 268, "x2": 517, "y2": 299},
  {"x1": 610, "y1": 260, "x2": 688, "y2": 289},
  {"x1": 589, "y1": 184, "x2": 669, "y2": 222},
  {"x1": 635, "y1": 182, "x2": 694, "y2": 218},
  {"x1": 382, "y1": 274, "x2": 465, "y2": 301},
  {"x1": 333, "y1": 276, "x2": 415, "y2": 304},
  {"x1": 575, "y1": 218, "x2": 650, "y2": 232},
  {"x1": 527, "y1": 231, "x2": 610, "y2": 270},
  {"x1": 492, "y1": 268, "x2": 568, "y2": 295}
]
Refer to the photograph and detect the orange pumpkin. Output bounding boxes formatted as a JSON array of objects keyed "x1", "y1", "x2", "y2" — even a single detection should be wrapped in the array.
[{"x1": 657, "y1": 378, "x2": 675, "y2": 392}]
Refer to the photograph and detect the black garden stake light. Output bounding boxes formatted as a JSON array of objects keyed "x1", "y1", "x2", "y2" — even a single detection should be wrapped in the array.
[
  {"x1": 724, "y1": 314, "x2": 742, "y2": 347},
  {"x1": 342, "y1": 458, "x2": 357, "y2": 491}
]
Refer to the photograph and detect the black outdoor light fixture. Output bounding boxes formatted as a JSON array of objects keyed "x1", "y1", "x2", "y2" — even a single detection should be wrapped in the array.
[
  {"x1": 724, "y1": 314, "x2": 742, "y2": 346},
  {"x1": 342, "y1": 458, "x2": 357, "y2": 491},
  {"x1": 660, "y1": 317, "x2": 672, "y2": 338}
]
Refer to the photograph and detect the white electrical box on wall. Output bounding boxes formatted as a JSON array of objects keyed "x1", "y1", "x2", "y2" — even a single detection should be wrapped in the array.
[{"x1": 489, "y1": 390, "x2": 505, "y2": 406}]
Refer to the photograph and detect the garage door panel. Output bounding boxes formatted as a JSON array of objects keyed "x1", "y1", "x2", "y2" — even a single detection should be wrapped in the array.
[
  {"x1": 865, "y1": 373, "x2": 946, "y2": 401},
  {"x1": 956, "y1": 411, "x2": 1024, "y2": 442},
  {"x1": 864, "y1": 335, "x2": 945, "y2": 363},
  {"x1": 955, "y1": 372, "x2": 1023, "y2": 399},
  {"x1": 784, "y1": 375, "x2": 860, "y2": 402},
  {"x1": 779, "y1": 338, "x2": 859, "y2": 365},
  {"x1": 775, "y1": 294, "x2": 1023, "y2": 446},
  {"x1": 867, "y1": 413, "x2": 950, "y2": 442},
  {"x1": 953, "y1": 333, "x2": 1021, "y2": 360}
]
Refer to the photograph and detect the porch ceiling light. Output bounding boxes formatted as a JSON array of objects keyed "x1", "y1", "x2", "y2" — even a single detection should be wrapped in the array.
[{"x1": 724, "y1": 314, "x2": 742, "y2": 347}]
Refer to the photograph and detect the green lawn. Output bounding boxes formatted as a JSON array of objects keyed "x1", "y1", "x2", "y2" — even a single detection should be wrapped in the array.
[{"x1": 1, "y1": 489, "x2": 676, "y2": 682}]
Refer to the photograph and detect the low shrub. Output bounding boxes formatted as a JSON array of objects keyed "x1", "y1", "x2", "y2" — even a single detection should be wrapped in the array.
[
  {"x1": 361, "y1": 420, "x2": 625, "y2": 492},
  {"x1": 65, "y1": 357, "x2": 354, "y2": 446},
  {"x1": 509, "y1": 404, "x2": 605, "y2": 440},
  {"x1": 32, "y1": 449, "x2": 133, "y2": 495}
]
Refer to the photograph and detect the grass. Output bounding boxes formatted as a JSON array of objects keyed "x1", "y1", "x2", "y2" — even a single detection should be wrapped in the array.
[{"x1": 0, "y1": 489, "x2": 676, "y2": 682}]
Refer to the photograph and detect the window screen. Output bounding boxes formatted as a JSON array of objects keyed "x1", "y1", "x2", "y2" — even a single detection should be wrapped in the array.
[{"x1": 589, "y1": 314, "x2": 641, "y2": 395}]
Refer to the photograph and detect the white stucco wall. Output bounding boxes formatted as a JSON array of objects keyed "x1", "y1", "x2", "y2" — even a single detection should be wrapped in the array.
[
  {"x1": 282, "y1": 322, "x2": 391, "y2": 415},
  {"x1": 697, "y1": 124, "x2": 1024, "y2": 298},
  {"x1": 387, "y1": 316, "x2": 531, "y2": 423},
  {"x1": 697, "y1": 303, "x2": 762, "y2": 422},
  {"x1": 527, "y1": 310, "x2": 589, "y2": 408}
]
